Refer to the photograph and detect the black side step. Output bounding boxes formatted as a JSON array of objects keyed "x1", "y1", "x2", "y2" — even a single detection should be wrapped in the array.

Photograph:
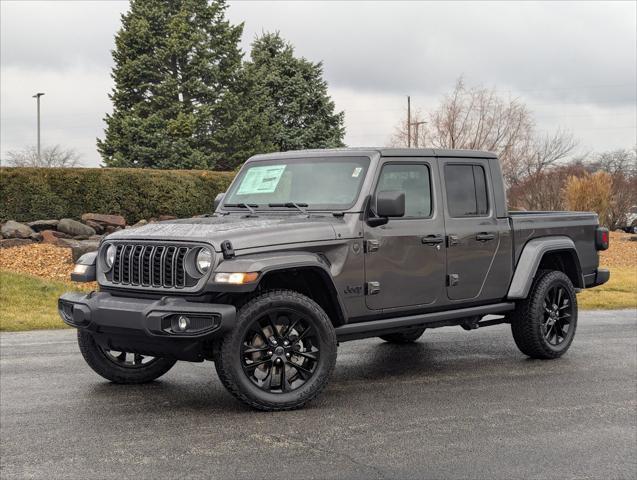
[{"x1": 335, "y1": 302, "x2": 515, "y2": 342}]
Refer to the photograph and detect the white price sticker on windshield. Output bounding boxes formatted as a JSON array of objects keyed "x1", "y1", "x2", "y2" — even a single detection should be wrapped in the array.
[{"x1": 237, "y1": 165, "x2": 286, "y2": 195}]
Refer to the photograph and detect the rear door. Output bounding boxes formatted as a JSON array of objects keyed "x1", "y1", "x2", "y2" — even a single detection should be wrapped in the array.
[
  {"x1": 363, "y1": 158, "x2": 446, "y2": 310},
  {"x1": 440, "y1": 159, "x2": 504, "y2": 301}
]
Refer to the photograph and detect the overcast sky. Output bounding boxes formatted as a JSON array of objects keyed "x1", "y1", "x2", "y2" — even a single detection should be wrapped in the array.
[{"x1": 1, "y1": 0, "x2": 635, "y2": 167}]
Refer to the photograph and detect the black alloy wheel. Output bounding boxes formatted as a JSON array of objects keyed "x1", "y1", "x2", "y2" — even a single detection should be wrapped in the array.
[
  {"x1": 241, "y1": 309, "x2": 320, "y2": 393},
  {"x1": 541, "y1": 284, "x2": 573, "y2": 346},
  {"x1": 100, "y1": 348, "x2": 159, "y2": 368}
]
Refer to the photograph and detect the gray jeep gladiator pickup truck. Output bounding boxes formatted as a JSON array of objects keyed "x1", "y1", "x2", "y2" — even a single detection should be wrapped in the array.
[{"x1": 59, "y1": 148, "x2": 610, "y2": 411}]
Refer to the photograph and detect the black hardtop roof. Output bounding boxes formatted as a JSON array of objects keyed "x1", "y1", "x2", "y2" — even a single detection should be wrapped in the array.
[{"x1": 249, "y1": 147, "x2": 497, "y2": 161}]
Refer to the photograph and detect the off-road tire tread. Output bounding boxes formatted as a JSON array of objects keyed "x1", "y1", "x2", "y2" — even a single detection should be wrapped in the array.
[
  {"x1": 77, "y1": 330, "x2": 177, "y2": 384},
  {"x1": 214, "y1": 289, "x2": 337, "y2": 411},
  {"x1": 510, "y1": 269, "x2": 577, "y2": 359}
]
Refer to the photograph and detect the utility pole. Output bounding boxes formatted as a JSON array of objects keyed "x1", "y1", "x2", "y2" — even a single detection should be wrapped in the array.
[
  {"x1": 407, "y1": 96, "x2": 411, "y2": 148},
  {"x1": 412, "y1": 121, "x2": 427, "y2": 148},
  {"x1": 32, "y1": 92, "x2": 45, "y2": 160}
]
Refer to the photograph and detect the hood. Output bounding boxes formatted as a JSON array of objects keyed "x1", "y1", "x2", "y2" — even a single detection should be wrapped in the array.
[{"x1": 106, "y1": 214, "x2": 339, "y2": 251}]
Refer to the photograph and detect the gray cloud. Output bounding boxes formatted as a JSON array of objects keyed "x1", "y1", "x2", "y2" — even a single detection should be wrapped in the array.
[{"x1": 1, "y1": 0, "x2": 635, "y2": 167}]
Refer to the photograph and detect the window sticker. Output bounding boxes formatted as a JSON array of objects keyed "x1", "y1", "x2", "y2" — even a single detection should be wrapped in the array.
[
  {"x1": 236, "y1": 165, "x2": 286, "y2": 195},
  {"x1": 352, "y1": 167, "x2": 363, "y2": 178}
]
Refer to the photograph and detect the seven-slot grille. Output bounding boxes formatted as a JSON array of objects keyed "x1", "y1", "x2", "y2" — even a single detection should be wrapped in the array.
[{"x1": 110, "y1": 244, "x2": 196, "y2": 288}]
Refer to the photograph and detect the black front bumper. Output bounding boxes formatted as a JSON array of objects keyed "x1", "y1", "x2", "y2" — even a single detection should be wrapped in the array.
[{"x1": 58, "y1": 291, "x2": 236, "y2": 361}]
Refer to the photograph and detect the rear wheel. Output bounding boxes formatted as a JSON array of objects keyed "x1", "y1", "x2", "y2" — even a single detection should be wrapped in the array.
[
  {"x1": 214, "y1": 290, "x2": 337, "y2": 411},
  {"x1": 379, "y1": 327, "x2": 426, "y2": 344},
  {"x1": 510, "y1": 269, "x2": 578, "y2": 359},
  {"x1": 77, "y1": 330, "x2": 177, "y2": 384}
]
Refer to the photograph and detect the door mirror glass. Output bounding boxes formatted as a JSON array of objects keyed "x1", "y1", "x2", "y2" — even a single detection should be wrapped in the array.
[
  {"x1": 376, "y1": 190, "x2": 405, "y2": 218},
  {"x1": 214, "y1": 192, "x2": 225, "y2": 210}
]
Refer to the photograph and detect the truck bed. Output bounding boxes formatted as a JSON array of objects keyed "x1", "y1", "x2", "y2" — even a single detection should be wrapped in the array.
[{"x1": 509, "y1": 211, "x2": 600, "y2": 276}]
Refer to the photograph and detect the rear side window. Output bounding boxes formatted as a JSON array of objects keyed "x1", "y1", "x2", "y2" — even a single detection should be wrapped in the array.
[{"x1": 444, "y1": 164, "x2": 489, "y2": 217}]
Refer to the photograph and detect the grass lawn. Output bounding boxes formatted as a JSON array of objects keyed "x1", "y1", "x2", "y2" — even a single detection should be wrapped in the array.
[
  {"x1": 0, "y1": 267, "x2": 634, "y2": 332},
  {"x1": 0, "y1": 271, "x2": 92, "y2": 332},
  {"x1": 577, "y1": 267, "x2": 636, "y2": 310}
]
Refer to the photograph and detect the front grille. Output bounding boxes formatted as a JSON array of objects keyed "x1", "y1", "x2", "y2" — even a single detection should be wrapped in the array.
[{"x1": 110, "y1": 244, "x2": 196, "y2": 289}]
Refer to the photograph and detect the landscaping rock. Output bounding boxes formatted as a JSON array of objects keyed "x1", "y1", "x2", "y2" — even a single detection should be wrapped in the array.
[
  {"x1": 40, "y1": 230, "x2": 71, "y2": 245},
  {"x1": 81, "y1": 213, "x2": 126, "y2": 228},
  {"x1": 88, "y1": 235, "x2": 104, "y2": 242},
  {"x1": 104, "y1": 225, "x2": 122, "y2": 234},
  {"x1": 58, "y1": 218, "x2": 96, "y2": 237},
  {"x1": 0, "y1": 238, "x2": 33, "y2": 248},
  {"x1": 158, "y1": 215, "x2": 177, "y2": 221},
  {"x1": 1, "y1": 221, "x2": 35, "y2": 239},
  {"x1": 27, "y1": 219, "x2": 59, "y2": 232},
  {"x1": 57, "y1": 238, "x2": 100, "y2": 262},
  {"x1": 83, "y1": 220, "x2": 105, "y2": 234}
]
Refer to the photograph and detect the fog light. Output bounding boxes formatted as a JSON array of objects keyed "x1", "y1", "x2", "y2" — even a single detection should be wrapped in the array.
[{"x1": 177, "y1": 315, "x2": 190, "y2": 331}]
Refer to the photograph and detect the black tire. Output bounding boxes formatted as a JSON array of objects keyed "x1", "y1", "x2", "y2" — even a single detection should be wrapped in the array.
[
  {"x1": 214, "y1": 290, "x2": 337, "y2": 411},
  {"x1": 510, "y1": 269, "x2": 578, "y2": 359},
  {"x1": 77, "y1": 330, "x2": 177, "y2": 384},
  {"x1": 379, "y1": 327, "x2": 426, "y2": 344}
]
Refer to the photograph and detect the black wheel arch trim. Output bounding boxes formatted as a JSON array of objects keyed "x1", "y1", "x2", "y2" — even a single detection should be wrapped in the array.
[
  {"x1": 210, "y1": 252, "x2": 347, "y2": 325},
  {"x1": 507, "y1": 236, "x2": 584, "y2": 299}
]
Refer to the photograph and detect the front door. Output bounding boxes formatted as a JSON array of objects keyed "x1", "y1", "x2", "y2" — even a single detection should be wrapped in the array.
[{"x1": 364, "y1": 160, "x2": 446, "y2": 310}]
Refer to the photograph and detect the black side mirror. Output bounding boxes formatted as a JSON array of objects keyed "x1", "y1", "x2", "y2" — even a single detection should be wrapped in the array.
[
  {"x1": 214, "y1": 192, "x2": 226, "y2": 210},
  {"x1": 368, "y1": 191, "x2": 405, "y2": 227},
  {"x1": 377, "y1": 190, "x2": 405, "y2": 217}
]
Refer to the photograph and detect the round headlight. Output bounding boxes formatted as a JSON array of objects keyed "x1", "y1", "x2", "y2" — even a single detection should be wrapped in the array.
[
  {"x1": 105, "y1": 244, "x2": 117, "y2": 270},
  {"x1": 196, "y1": 248, "x2": 213, "y2": 274}
]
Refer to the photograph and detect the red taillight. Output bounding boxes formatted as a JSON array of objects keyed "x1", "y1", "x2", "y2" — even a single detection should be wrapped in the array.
[{"x1": 595, "y1": 228, "x2": 609, "y2": 251}]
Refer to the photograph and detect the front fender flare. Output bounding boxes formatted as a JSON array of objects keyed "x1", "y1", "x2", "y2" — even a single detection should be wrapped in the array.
[{"x1": 210, "y1": 251, "x2": 347, "y2": 324}]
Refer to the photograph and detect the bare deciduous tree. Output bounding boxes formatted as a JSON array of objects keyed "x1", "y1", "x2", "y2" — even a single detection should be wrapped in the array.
[
  {"x1": 4, "y1": 145, "x2": 82, "y2": 168},
  {"x1": 390, "y1": 78, "x2": 578, "y2": 186}
]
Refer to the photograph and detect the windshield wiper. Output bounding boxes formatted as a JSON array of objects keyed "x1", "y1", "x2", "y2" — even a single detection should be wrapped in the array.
[
  {"x1": 224, "y1": 203, "x2": 258, "y2": 215},
  {"x1": 268, "y1": 202, "x2": 309, "y2": 214}
]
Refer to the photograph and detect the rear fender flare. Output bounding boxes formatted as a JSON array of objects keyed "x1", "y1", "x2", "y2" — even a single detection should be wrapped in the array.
[{"x1": 507, "y1": 236, "x2": 583, "y2": 299}]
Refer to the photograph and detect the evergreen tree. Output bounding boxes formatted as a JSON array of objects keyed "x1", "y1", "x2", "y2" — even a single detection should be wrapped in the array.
[
  {"x1": 97, "y1": 0, "x2": 268, "y2": 169},
  {"x1": 245, "y1": 32, "x2": 346, "y2": 152}
]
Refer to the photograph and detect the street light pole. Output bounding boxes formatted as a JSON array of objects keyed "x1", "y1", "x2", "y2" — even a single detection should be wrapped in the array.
[{"x1": 32, "y1": 92, "x2": 45, "y2": 160}]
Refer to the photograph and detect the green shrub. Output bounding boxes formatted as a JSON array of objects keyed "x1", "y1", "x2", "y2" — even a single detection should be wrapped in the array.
[{"x1": 0, "y1": 168, "x2": 235, "y2": 224}]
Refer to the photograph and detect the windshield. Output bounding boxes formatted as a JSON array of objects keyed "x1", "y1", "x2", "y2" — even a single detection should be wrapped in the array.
[{"x1": 223, "y1": 157, "x2": 370, "y2": 211}]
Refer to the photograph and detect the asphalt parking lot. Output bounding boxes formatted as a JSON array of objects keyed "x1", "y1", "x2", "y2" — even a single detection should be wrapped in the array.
[{"x1": 1, "y1": 309, "x2": 636, "y2": 480}]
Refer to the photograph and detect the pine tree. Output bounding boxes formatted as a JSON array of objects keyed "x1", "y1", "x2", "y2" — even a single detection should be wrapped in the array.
[
  {"x1": 245, "y1": 32, "x2": 346, "y2": 152},
  {"x1": 97, "y1": 0, "x2": 268, "y2": 169}
]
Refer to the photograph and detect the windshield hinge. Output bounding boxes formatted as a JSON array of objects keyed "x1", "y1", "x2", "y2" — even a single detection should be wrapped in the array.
[{"x1": 221, "y1": 240, "x2": 235, "y2": 259}]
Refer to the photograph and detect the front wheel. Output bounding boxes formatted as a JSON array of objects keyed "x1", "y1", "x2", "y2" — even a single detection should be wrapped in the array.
[
  {"x1": 214, "y1": 290, "x2": 337, "y2": 411},
  {"x1": 77, "y1": 330, "x2": 177, "y2": 383},
  {"x1": 510, "y1": 269, "x2": 578, "y2": 359}
]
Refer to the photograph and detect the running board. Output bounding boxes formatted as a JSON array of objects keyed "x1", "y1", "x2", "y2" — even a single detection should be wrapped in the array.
[{"x1": 335, "y1": 302, "x2": 515, "y2": 342}]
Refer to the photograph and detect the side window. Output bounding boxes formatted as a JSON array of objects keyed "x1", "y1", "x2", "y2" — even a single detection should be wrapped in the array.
[
  {"x1": 376, "y1": 164, "x2": 432, "y2": 218},
  {"x1": 444, "y1": 164, "x2": 489, "y2": 217}
]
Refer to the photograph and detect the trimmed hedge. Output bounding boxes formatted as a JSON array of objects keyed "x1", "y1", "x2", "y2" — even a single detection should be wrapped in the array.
[{"x1": 0, "y1": 168, "x2": 235, "y2": 224}]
